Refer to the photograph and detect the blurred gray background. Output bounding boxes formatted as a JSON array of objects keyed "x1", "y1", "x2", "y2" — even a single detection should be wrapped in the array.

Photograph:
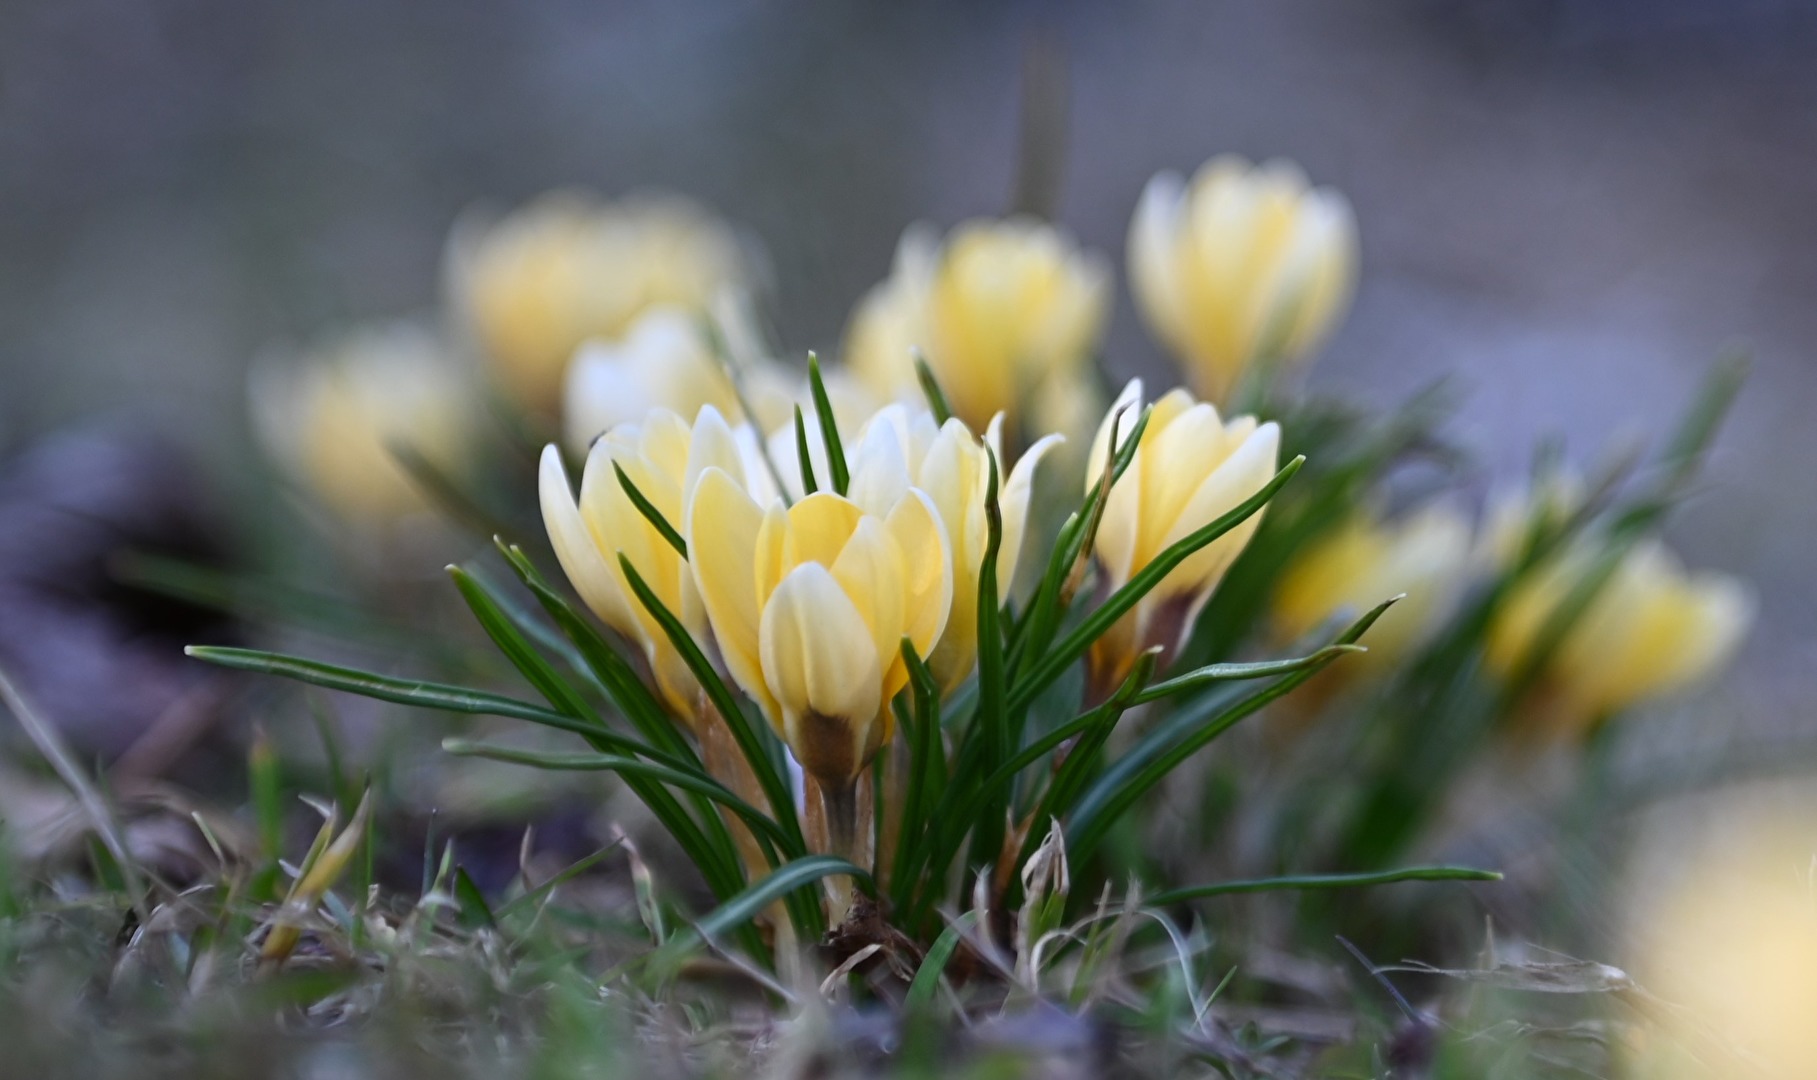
[{"x1": 3, "y1": 0, "x2": 1815, "y2": 700}]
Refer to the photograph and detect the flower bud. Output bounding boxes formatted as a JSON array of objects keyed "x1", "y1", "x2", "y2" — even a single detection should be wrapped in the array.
[
  {"x1": 563, "y1": 307, "x2": 745, "y2": 453},
  {"x1": 843, "y1": 218, "x2": 1109, "y2": 435},
  {"x1": 1129, "y1": 156, "x2": 1356, "y2": 402},
  {"x1": 1086, "y1": 380, "x2": 1280, "y2": 692}
]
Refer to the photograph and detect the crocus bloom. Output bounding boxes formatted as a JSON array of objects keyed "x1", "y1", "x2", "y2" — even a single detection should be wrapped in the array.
[
  {"x1": 250, "y1": 321, "x2": 472, "y2": 526},
  {"x1": 563, "y1": 306, "x2": 750, "y2": 453},
  {"x1": 843, "y1": 218, "x2": 1110, "y2": 435},
  {"x1": 539, "y1": 406, "x2": 775, "y2": 721},
  {"x1": 1272, "y1": 505, "x2": 1474, "y2": 667},
  {"x1": 1485, "y1": 537, "x2": 1751, "y2": 730},
  {"x1": 686, "y1": 471, "x2": 952, "y2": 788},
  {"x1": 1129, "y1": 156, "x2": 1356, "y2": 402},
  {"x1": 842, "y1": 404, "x2": 1061, "y2": 692},
  {"x1": 447, "y1": 191, "x2": 749, "y2": 412},
  {"x1": 1086, "y1": 380, "x2": 1281, "y2": 692}
]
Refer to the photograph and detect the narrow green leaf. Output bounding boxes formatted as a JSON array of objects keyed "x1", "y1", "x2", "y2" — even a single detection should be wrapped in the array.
[
  {"x1": 1066, "y1": 596, "x2": 1393, "y2": 863},
  {"x1": 617, "y1": 555, "x2": 806, "y2": 853},
  {"x1": 912, "y1": 349, "x2": 954, "y2": 426},
  {"x1": 1131, "y1": 644, "x2": 1367, "y2": 705},
  {"x1": 612, "y1": 461, "x2": 688, "y2": 558},
  {"x1": 967, "y1": 447, "x2": 1009, "y2": 876},
  {"x1": 442, "y1": 740, "x2": 798, "y2": 856},
  {"x1": 793, "y1": 405, "x2": 819, "y2": 495},
  {"x1": 891, "y1": 639, "x2": 944, "y2": 914},
  {"x1": 1149, "y1": 866, "x2": 1502, "y2": 906},
  {"x1": 905, "y1": 910, "x2": 979, "y2": 1009},
  {"x1": 1010, "y1": 455, "x2": 1305, "y2": 712},
  {"x1": 806, "y1": 351, "x2": 850, "y2": 496}
]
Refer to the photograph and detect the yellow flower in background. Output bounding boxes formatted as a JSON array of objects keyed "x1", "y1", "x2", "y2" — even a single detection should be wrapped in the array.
[
  {"x1": 844, "y1": 218, "x2": 1110, "y2": 435},
  {"x1": 1485, "y1": 538, "x2": 1751, "y2": 730},
  {"x1": 1129, "y1": 156, "x2": 1356, "y2": 402},
  {"x1": 1629, "y1": 811, "x2": 1817, "y2": 1079},
  {"x1": 250, "y1": 321, "x2": 472, "y2": 526},
  {"x1": 686, "y1": 474, "x2": 951, "y2": 786},
  {"x1": 563, "y1": 306, "x2": 748, "y2": 453},
  {"x1": 1086, "y1": 380, "x2": 1281, "y2": 691},
  {"x1": 539, "y1": 406, "x2": 777, "y2": 722},
  {"x1": 1273, "y1": 505, "x2": 1474, "y2": 668},
  {"x1": 447, "y1": 190, "x2": 750, "y2": 411},
  {"x1": 843, "y1": 405, "x2": 1062, "y2": 693}
]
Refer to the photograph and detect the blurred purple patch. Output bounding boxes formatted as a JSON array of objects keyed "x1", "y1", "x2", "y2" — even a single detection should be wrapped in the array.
[{"x1": 0, "y1": 425, "x2": 234, "y2": 767}]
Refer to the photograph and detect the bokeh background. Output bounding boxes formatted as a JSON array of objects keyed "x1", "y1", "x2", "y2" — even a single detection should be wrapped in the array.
[{"x1": 4, "y1": 0, "x2": 1816, "y2": 923}]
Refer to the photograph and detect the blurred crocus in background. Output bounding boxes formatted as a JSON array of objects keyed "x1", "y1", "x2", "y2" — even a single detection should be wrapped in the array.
[
  {"x1": 1486, "y1": 537, "x2": 1752, "y2": 735},
  {"x1": 250, "y1": 321, "x2": 474, "y2": 529},
  {"x1": 1272, "y1": 503, "x2": 1474, "y2": 670},
  {"x1": 1129, "y1": 156, "x2": 1356, "y2": 403},
  {"x1": 843, "y1": 218, "x2": 1110, "y2": 442},
  {"x1": 446, "y1": 191, "x2": 752, "y2": 413}
]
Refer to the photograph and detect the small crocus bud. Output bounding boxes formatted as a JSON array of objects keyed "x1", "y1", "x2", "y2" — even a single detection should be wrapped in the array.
[
  {"x1": 685, "y1": 474, "x2": 952, "y2": 790},
  {"x1": 1085, "y1": 380, "x2": 1281, "y2": 695},
  {"x1": 446, "y1": 191, "x2": 749, "y2": 412},
  {"x1": 842, "y1": 404, "x2": 1061, "y2": 693},
  {"x1": 539, "y1": 406, "x2": 775, "y2": 723},
  {"x1": 843, "y1": 218, "x2": 1110, "y2": 435},
  {"x1": 1272, "y1": 505, "x2": 1474, "y2": 668},
  {"x1": 250, "y1": 322, "x2": 473, "y2": 527},
  {"x1": 1129, "y1": 156, "x2": 1356, "y2": 403},
  {"x1": 1485, "y1": 538, "x2": 1751, "y2": 732}
]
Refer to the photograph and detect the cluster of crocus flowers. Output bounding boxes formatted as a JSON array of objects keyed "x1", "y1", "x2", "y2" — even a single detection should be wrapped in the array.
[
  {"x1": 1272, "y1": 504, "x2": 1474, "y2": 669},
  {"x1": 844, "y1": 218, "x2": 1111, "y2": 438},
  {"x1": 250, "y1": 321, "x2": 473, "y2": 527},
  {"x1": 540, "y1": 393, "x2": 1066, "y2": 882},
  {"x1": 447, "y1": 190, "x2": 751, "y2": 412},
  {"x1": 1129, "y1": 156, "x2": 1357, "y2": 403},
  {"x1": 1484, "y1": 536, "x2": 1751, "y2": 733},
  {"x1": 1085, "y1": 380, "x2": 1281, "y2": 696}
]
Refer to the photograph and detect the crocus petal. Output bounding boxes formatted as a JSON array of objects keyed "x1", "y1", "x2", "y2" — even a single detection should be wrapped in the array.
[{"x1": 761, "y1": 563, "x2": 884, "y2": 783}]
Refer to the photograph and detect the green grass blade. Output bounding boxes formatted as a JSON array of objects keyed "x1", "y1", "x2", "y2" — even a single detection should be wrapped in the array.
[
  {"x1": 891, "y1": 640, "x2": 945, "y2": 913},
  {"x1": 806, "y1": 351, "x2": 850, "y2": 496},
  {"x1": 1009, "y1": 455, "x2": 1305, "y2": 712},
  {"x1": 653, "y1": 855, "x2": 871, "y2": 971},
  {"x1": 905, "y1": 910, "x2": 979, "y2": 1009},
  {"x1": 1149, "y1": 866, "x2": 1502, "y2": 906}
]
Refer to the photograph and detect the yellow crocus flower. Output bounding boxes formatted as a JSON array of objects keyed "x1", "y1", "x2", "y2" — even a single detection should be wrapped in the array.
[
  {"x1": 1086, "y1": 380, "x2": 1281, "y2": 693},
  {"x1": 1485, "y1": 538, "x2": 1751, "y2": 730},
  {"x1": 842, "y1": 404, "x2": 1062, "y2": 692},
  {"x1": 1273, "y1": 505, "x2": 1474, "y2": 667},
  {"x1": 685, "y1": 472, "x2": 952, "y2": 788},
  {"x1": 539, "y1": 405, "x2": 776, "y2": 722},
  {"x1": 843, "y1": 218, "x2": 1110, "y2": 435},
  {"x1": 1129, "y1": 156, "x2": 1356, "y2": 402},
  {"x1": 250, "y1": 321, "x2": 472, "y2": 527},
  {"x1": 447, "y1": 191, "x2": 748, "y2": 412}
]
